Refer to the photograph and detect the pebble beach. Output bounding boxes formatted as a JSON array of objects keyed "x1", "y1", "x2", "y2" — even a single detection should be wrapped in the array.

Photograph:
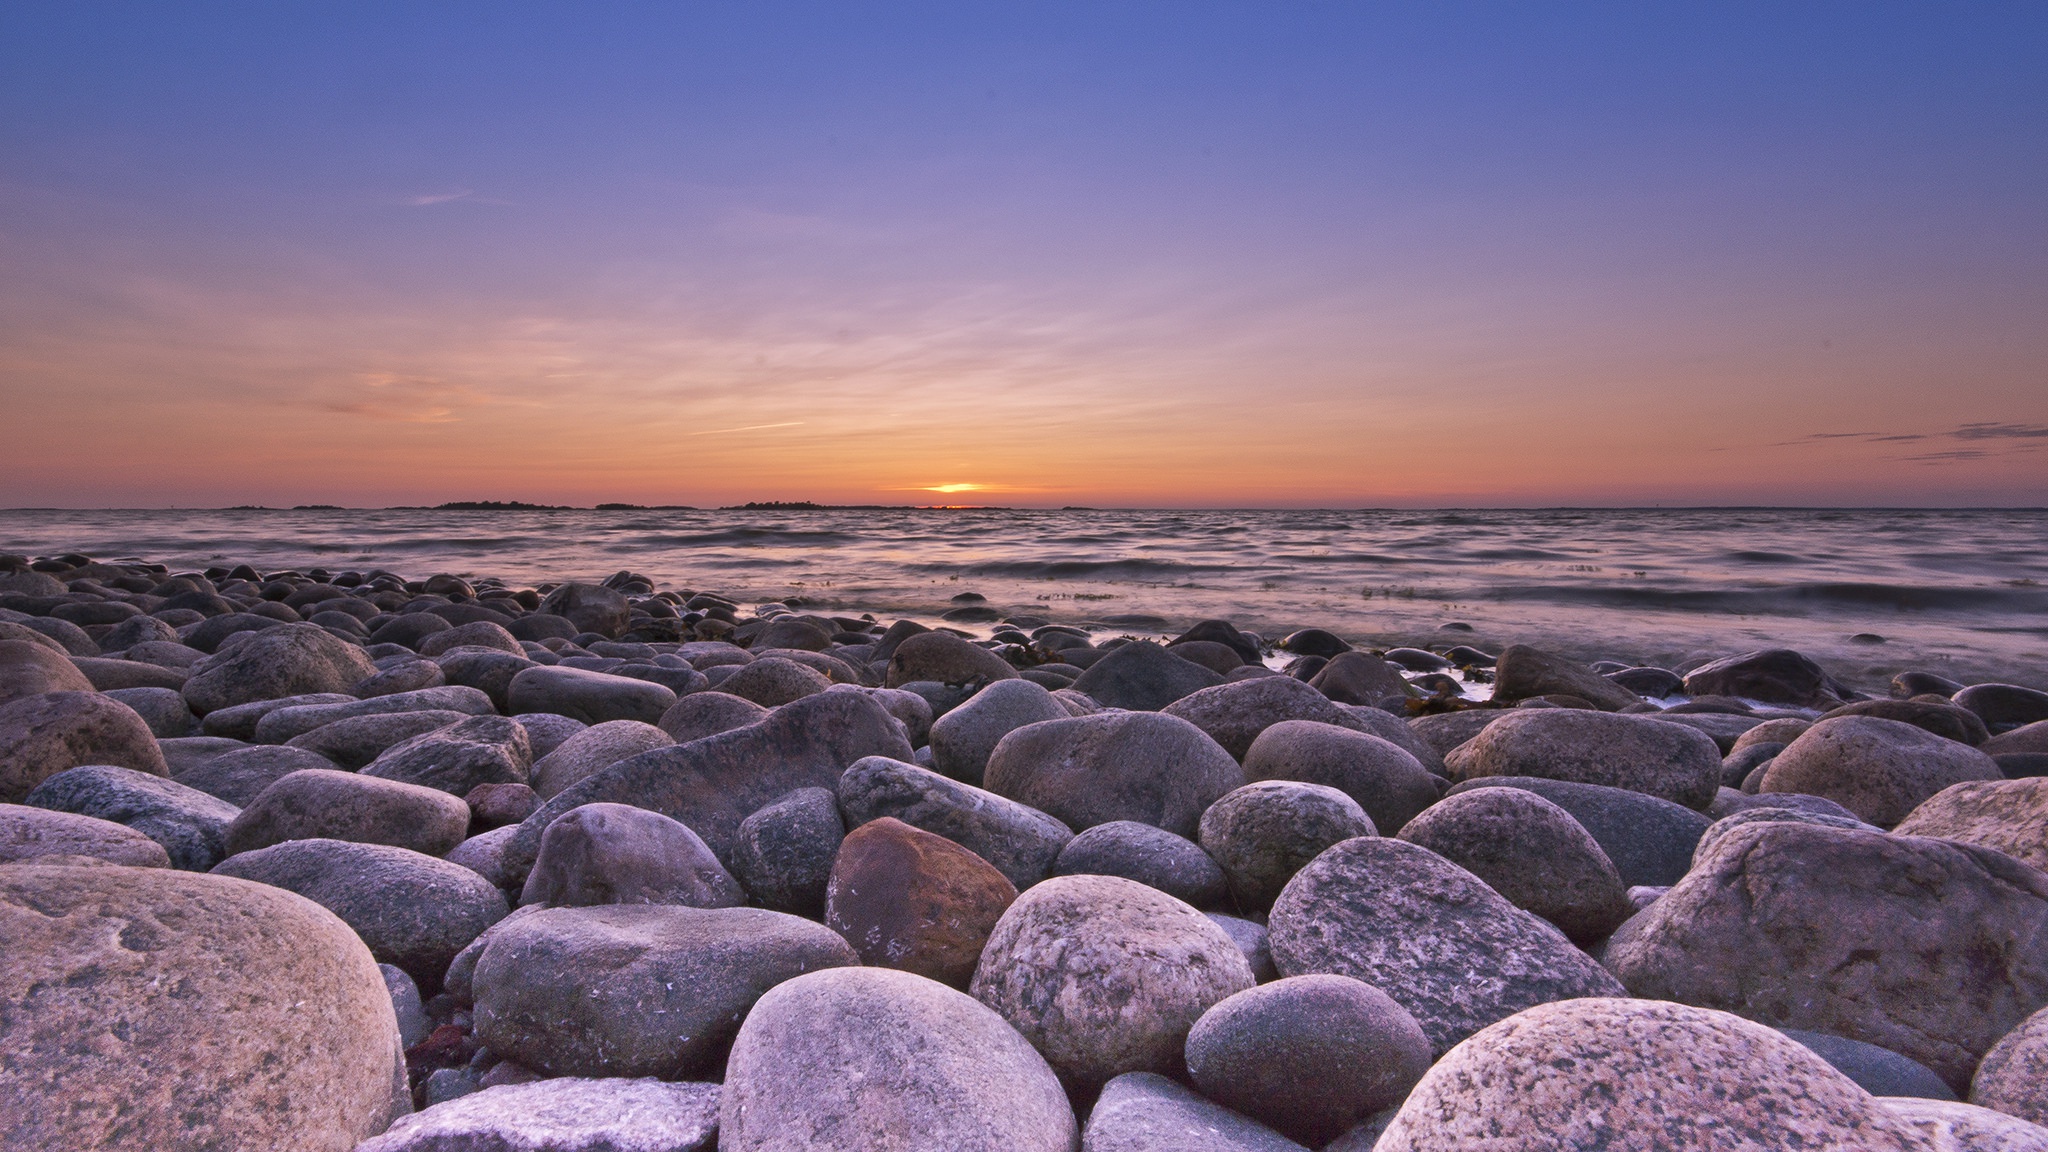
[{"x1": 5, "y1": 544, "x2": 2048, "y2": 1151}]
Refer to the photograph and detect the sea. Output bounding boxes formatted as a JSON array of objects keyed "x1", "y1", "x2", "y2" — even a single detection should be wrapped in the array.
[{"x1": 4, "y1": 507, "x2": 2045, "y2": 691}]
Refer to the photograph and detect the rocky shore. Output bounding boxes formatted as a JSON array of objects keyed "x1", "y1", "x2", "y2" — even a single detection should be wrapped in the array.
[{"x1": 3, "y1": 551, "x2": 2048, "y2": 1151}]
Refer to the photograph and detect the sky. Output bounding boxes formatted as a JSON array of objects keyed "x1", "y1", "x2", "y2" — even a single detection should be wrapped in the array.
[{"x1": 1, "y1": 2, "x2": 2044, "y2": 508}]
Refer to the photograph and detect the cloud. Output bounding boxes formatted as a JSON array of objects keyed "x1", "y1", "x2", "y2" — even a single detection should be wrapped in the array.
[
  {"x1": 684, "y1": 421, "x2": 806, "y2": 436},
  {"x1": 1953, "y1": 422, "x2": 2048, "y2": 441},
  {"x1": 407, "y1": 190, "x2": 475, "y2": 206},
  {"x1": 1777, "y1": 422, "x2": 2048, "y2": 458}
]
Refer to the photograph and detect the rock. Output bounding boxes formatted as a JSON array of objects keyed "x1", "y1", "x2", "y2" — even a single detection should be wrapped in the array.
[
  {"x1": 1682, "y1": 647, "x2": 1856, "y2": 709},
  {"x1": 1206, "y1": 912, "x2": 1276, "y2": 982},
  {"x1": 929, "y1": 678, "x2": 1070, "y2": 785},
  {"x1": 176, "y1": 743, "x2": 338, "y2": 806},
  {"x1": 0, "y1": 802, "x2": 170, "y2": 866},
  {"x1": 1162, "y1": 675, "x2": 1374, "y2": 762},
  {"x1": 1240, "y1": 720, "x2": 1438, "y2": 834},
  {"x1": 528, "y1": 719, "x2": 674, "y2": 799},
  {"x1": 1761, "y1": 716, "x2": 2002, "y2": 827},
  {"x1": 1307, "y1": 651, "x2": 1411, "y2": 706},
  {"x1": 180, "y1": 623, "x2": 378, "y2": 715},
  {"x1": 1606, "y1": 820, "x2": 2048, "y2": 1092},
  {"x1": 885, "y1": 631, "x2": 1019, "y2": 688},
  {"x1": 1267, "y1": 836, "x2": 1626, "y2": 1054},
  {"x1": 1894, "y1": 778, "x2": 2048, "y2": 872},
  {"x1": 200, "y1": 691, "x2": 356, "y2": 740},
  {"x1": 1337, "y1": 704, "x2": 1450, "y2": 776},
  {"x1": 379, "y1": 961, "x2": 431, "y2": 1049},
  {"x1": 1691, "y1": 805, "x2": 1877, "y2": 868},
  {"x1": 1952, "y1": 684, "x2": 2048, "y2": 731},
  {"x1": 435, "y1": 649, "x2": 540, "y2": 712},
  {"x1": 970, "y1": 873, "x2": 1254, "y2": 1091},
  {"x1": 467, "y1": 781, "x2": 537, "y2": 829},
  {"x1": 716, "y1": 656, "x2": 832, "y2": 707},
  {"x1": 983, "y1": 711, "x2": 1242, "y2": 840},
  {"x1": 158, "y1": 733, "x2": 247, "y2": 774},
  {"x1": 1198, "y1": 780, "x2": 1376, "y2": 913},
  {"x1": 1974, "y1": 1005, "x2": 2048, "y2": 1128},
  {"x1": 537, "y1": 582, "x2": 632, "y2": 638},
  {"x1": 24, "y1": 764, "x2": 238, "y2": 870},
  {"x1": 1373, "y1": 998, "x2": 1925, "y2": 1152},
  {"x1": 351, "y1": 657, "x2": 446, "y2": 699},
  {"x1": 1491, "y1": 644, "x2": 1642, "y2": 710},
  {"x1": 1055, "y1": 820, "x2": 1227, "y2": 908},
  {"x1": 1824, "y1": 698, "x2": 1992, "y2": 745},
  {"x1": 1436, "y1": 778, "x2": 1698, "y2": 892},
  {"x1": 0, "y1": 690, "x2": 170, "y2": 801},
  {"x1": 361, "y1": 714, "x2": 532, "y2": 796},
  {"x1": 837, "y1": 755, "x2": 1071, "y2": 890},
  {"x1": 1277, "y1": 629, "x2": 1350, "y2": 657},
  {"x1": 1648, "y1": 710, "x2": 1767, "y2": 753},
  {"x1": 470, "y1": 904, "x2": 857, "y2": 1078},
  {"x1": 507, "y1": 689, "x2": 913, "y2": 874},
  {"x1": 73, "y1": 657, "x2": 190, "y2": 694},
  {"x1": 513, "y1": 711, "x2": 587, "y2": 759},
  {"x1": 825, "y1": 684, "x2": 934, "y2": 747},
  {"x1": 1406, "y1": 709, "x2": 1503, "y2": 757},
  {"x1": 720, "y1": 965, "x2": 1076, "y2": 1152},
  {"x1": 212, "y1": 837, "x2": 508, "y2": 989},
  {"x1": 416, "y1": 620, "x2": 524, "y2": 658},
  {"x1": 731, "y1": 787, "x2": 844, "y2": 917},
  {"x1": 0, "y1": 638, "x2": 94, "y2": 702},
  {"x1": 446, "y1": 825, "x2": 523, "y2": 891},
  {"x1": 1881, "y1": 1098, "x2": 2048, "y2": 1152},
  {"x1": 1782, "y1": 1029, "x2": 1958, "y2": 1100},
  {"x1": 223, "y1": 768, "x2": 471, "y2": 858},
  {"x1": 285, "y1": 710, "x2": 470, "y2": 770},
  {"x1": 520, "y1": 802, "x2": 745, "y2": 909},
  {"x1": 1607, "y1": 665, "x2": 1684, "y2": 696},
  {"x1": 101, "y1": 685, "x2": 194, "y2": 737},
  {"x1": 825, "y1": 817, "x2": 1017, "y2": 988},
  {"x1": 1071, "y1": 641, "x2": 1226, "y2": 711},
  {"x1": 655, "y1": 690, "x2": 769, "y2": 744},
  {"x1": 0, "y1": 865, "x2": 410, "y2": 1152},
  {"x1": 369, "y1": 612, "x2": 453, "y2": 650},
  {"x1": 1444, "y1": 708, "x2": 1723, "y2": 810},
  {"x1": 356, "y1": 1078, "x2": 721, "y2": 1152},
  {"x1": 1986, "y1": 720, "x2": 2048, "y2": 757},
  {"x1": 1082, "y1": 1072, "x2": 1307, "y2": 1152},
  {"x1": 252, "y1": 685, "x2": 496, "y2": 743},
  {"x1": 1396, "y1": 786, "x2": 1633, "y2": 943},
  {"x1": 1166, "y1": 640, "x2": 1245, "y2": 675},
  {"x1": 1185, "y1": 974, "x2": 1432, "y2": 1146},
  {"x1": 506, "y1": 665, "x2": 676, "y2": 725}
]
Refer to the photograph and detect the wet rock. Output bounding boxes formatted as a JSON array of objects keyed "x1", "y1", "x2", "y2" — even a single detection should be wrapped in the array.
[
  {"x1": 1071, "y1": 641, "x2": 1226, "y2": 711},
  {"x1": 0, "y1": 638, "x2": 96, "y2": 702},
  {"x1": 1823, "y1": 698, "x2": 1992, "y2": 745},
  {"x1": 825, "y1": 817, "x2": 1017, "y2": 987},
  {"x1": 716, "y1": 655, "x2": 832, "y2": 707},
  {"x1": 25, "y1": 764, "x2": 238, "y2": 870},
  {"x1": 983, "y1": 711, "x2": 1243, "y2": 840},
  {"x1": 1374, "y1": 998, "x2": 1924, "y2": 1152},
  {"x1": 1647, "y1": 710, "x2": 1766, "y2": 753},
  {"x1": 0, "y1": 803, "x2": 171, "y2": 866},
  {"x1": 0, "y1": 865, "x2": 409, "y2": 1152},
  {"x1": 1445, "y1": 708, "x2": 1724, "y2": 810},
  {"x1": 0, "y1": 690, "x2": 171, "y2": 802},
  {"x1": 180, "y1": 623, "x2": 378, "y2": 715},
  {"x1": 1241, "y1": 719, "x2": 1438, "y2": 834},
  {"x1": 1163, "y1": 674, "x2": 1374, "y2": 762},
  {"x1": 361, "y1": 714, "x2": 531, "y2": 796},
  {"x1": 506, "y1": 665, "x2": 676, "y2": 725},
  {"x1": 1606, "y1": 820, "x2": 2048, "y2": 1092},
  {"x1": 1055, "y1": 820, "x2": 1227, "y2": 908},
  {"x1": 731, "y1": 786, "x2": 844, "y2": 917},
  {"x1": 1399, "y1": 786, "x2": 1632, "y2": 943},
  {"x1": 537, "y1": 582, "x2": 632, "y2": 638},
  {"x1": 1083, "y1": 1072, "x2": 1307, "y2": 1152},
  {"x1": 520, "y1": 802, "x2": 745, "y2": 909},
  {"x1": 1197, "y1": 781, "x2": 1375, "y2": 913},
  {"x1": 356, "y1": 1078, "x2": 721, "y2": 1152},
  {"x1": 970, "y1": 873, "x2": 1254, "y2": 1091},
  {"x1": 1185, "y1": 974, "x2": 1432, "y2": 1146},
  {"x1": 224, "y1": 768, "x2": 471, "y2": 858},
  {"x1": 1683, "y1": 647, "x2": 1857, "y2": 709},
  {"x1": 721, "y1": 966, "x2": 1076, "y2": 1152},
  {"x1": 1606, "y1": 665, "x2": 1684, "y2": 696},
  {"x1": 1307, "y1": 651, "x2": 1411, "y2": 706},
  {"x1": 253, "y1": 685, "x2": 495, "y2": 743},
  {"x1": 1267, "y1": 836, "x2": 1625, "y2": 1054},
  {"x1": 528, "y1": 719, "x2": 674, "y2": 799},
  {"x1": 470, "y1": 903, "x2": 856, "y2": 1078},
  {"x1": 1166, "y1": 639, "x2": 1245, "y2": 675},
  {"x1": 285, "y1": 710, "x2": 470, "y2": 770},
  {"x1": 212, "y1": 837, "x2": 509, "y2": 989},
  {"x1": 885, "y1": 631, "x2": 1019, "y2": 688},
  {"x1": 655, "y1": 690, "x2": 769, "y2": 744},
  {"x1": 1278, "y1": 629, "x2": 1351, "y2": 657},
  {"x1": 837, "y1": 754, "x2": 1072, "y2": 890},
  {"x1": 1954, "y1": 684, "x2": 2048, "y2": 731},
  {"x1": 1760, "y1": 715, "x2": 2001, "y2": 827},
  {"x1": 1973, "y1": 1005, "x2": 2048, "y2": 1128},
  {"x1": 1986, "y1": 720, "x2": 2048, "y2": 757},
  {"x1": 1894, "y1": 777, "x2": 2048, "y2": 872},
  {"x1": 1491, "y1": 644, "x2": 1642, "y2": 710},
  {"x1": 1781, "y1": 1029, "x2": 1957, "y2": 1100},
  {"x1": 929, "y1": 678, "x2": 1070, "y2": 785}
]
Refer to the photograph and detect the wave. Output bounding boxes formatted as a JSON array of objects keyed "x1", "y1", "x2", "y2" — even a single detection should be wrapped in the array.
[
  {"x1": 1484, "y1": 581, "x2": 2048, "y2": 615},
  {"x1": 913, "y1": 558, "x2": 1269, "y2": 579}
]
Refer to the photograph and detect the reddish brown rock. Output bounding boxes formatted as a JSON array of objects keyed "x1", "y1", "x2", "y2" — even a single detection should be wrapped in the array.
[
  {"x1": 0, "y1": 640, "x2": 94, "y2": 703},
  {"x1": 826, "y1": 817, "x2": 1018, "y2": 988},
  {"x1": 0, "y1": 690, "x2": 169, "y2": 803}
]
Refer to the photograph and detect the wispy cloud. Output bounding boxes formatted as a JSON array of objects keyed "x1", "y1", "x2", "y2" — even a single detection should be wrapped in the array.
[
  {"x1": 408, "y1": 190, "x2": 475, "y2": 206},
  {"x1": 1777, "y1": 422, "x2": 2048, "y2": 461},
  {"x1": 684, "y1": 421, "x2": 806, "y2": 436},
  {"x1": 1954, "y1": 422, "x2": 2048, "y2": 441}
]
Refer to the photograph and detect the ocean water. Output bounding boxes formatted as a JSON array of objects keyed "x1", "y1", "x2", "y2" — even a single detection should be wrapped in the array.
[{"x1": 4, "y1": 507, "x2": 2045, "y2": 690}]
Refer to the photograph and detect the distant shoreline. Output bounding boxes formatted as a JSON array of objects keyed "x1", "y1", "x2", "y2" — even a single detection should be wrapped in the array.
[{"x1": 2, "y1": 504, "x2": 2045, "y2": 514}]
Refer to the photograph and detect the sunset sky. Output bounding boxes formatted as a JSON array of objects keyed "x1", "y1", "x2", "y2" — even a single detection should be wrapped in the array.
[{"x1": 2, "y1": 3, "x2": 2044, "y2": 508}]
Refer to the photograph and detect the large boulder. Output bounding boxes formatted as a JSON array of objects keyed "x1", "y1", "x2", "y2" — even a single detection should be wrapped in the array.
[
  {"x1": 1185, "y1": 974, "x2": 1431, "y2": 1147},
  {"x1": 224, "y1": 768, "x2": 471, "y2": 858},
  {"x1": 1606, "y1": 820, "x2": 2048, "y2": 1092},
  {"x1": 838, "y1": 755, "x2": 1074, "y2": 890},
  {"x1": 175, "y1": 743, "x2": 341, "y2": 806},
  {"x1": 1684, "y1": 648, "x2": 1855, "y2": 709},
  {"x1": 529, "y1": 720, "x2": 674, "y2": 799},
  {"x1": 1241, "y1": 720, "x2": 1438, "y2": 834},
  {"x1": 730, "y1": 787, "x2": 844, "y2": 917},
  {"x1": 983, "y1": 712, "x2": 1243, "y2": 840},
  {"x1": 519, "y1": 802, "x2": 745, "y2": 909},
  {"x1": 720, "y1": 965, "x2": 1077, "y2": 1152},
  {"x1": 1973, "y1": 1005, "x2": 2048, "y2": 1128},
  {"x1": 505, "y1": 689, "x2": 914, "y2": 874},
  {"x1": 825, "y1": 817, "x2": 1018, "y2": 988},
  {"x1": 470, "y1": 903, "x2": 857, "y2": 1079},
  {"x1": 929, "y1": 678, "x2": 1070, "y2": 785},
  {"x1": 1162, "y1": 674, "x2": 1373, "y2": 761},
  {"x1": 1306, "y1": 652, "x2": 1410, "y2": 706},
  {"x1": 1491, "y1": 644, "x2": 1642, "y2": 710},
  {"x1": 1267, "y1": 836, "x2": 1626, "y2": 1055},
  {"x1": 284, "y1": 711, "x2": 471, "y2": 771},
  {"x1": 1374, "y1": 998, "x2": 1925, "y2": 1151},
  {"x1": 24, "y1": 764, "x2": 238, "y2": 871},
  {"x1": 212, "y1": 837, "x2": 509, "y2": 989},
  {"x1": 1070, "y1": 640, "x2": 1225, "y2": 711},
  {"x1": 1895, "y1": 778, "x2": 2048, "y2": 872},
  {"x1": 1198, "y1": 781, "x2": 1376, "y2": 913},
  {"x1": 360, "y1": 714, "x2": 531, "y2": 796},
  {"x1": 1445, "y1": 775, "x2": 1712, "y2": 888},
  {"x1": 655, "y1": 690, "x2": 769, "y2": 744},
  {"x1": 537, "y1": 582, "x2": 632, "y2": 638},
  {"x1": 0, "y1": 690, "x2": 169, "y2": 801},
  {"x1": 715, "y1": 656, "x2": 832, "y2": 708},
  {"x1": 356, "y1": 1078, "x2": 720, "y2": 1152},
  {"x1": 0, "y1": 638, "x2": 94, "y2": 702},
  {"x1": 506, "y1": 666, "x2": 676, "y2": 726},
  {"x1": 1396, "y1": 786, "x2": 1633, "y2": 943},
  {"x1": 0, "y1": 802, "x2": 170, "y2": 866},
  {"x1": 1445, "y1": 708, "x2": 1723, "y2": 810},
  {"x1": 970, "y1": 873, "x2": 1254, "y2": 1091},
  {"x1": 180, "y1": 623, "x2": 378, "y2": 715},
  {"x1": 1955, "y1": 684, "x2": 2048, "y2": 732},
  {"x1": 1054, "y1": 820, "x2": 1227, "y2": 909},
  {"x1": 0, "y1": 865, "x2": 410, "y2": 1152},
  {"x1": 1761, "y1": 716, "x2": 2002, "y2": 827},
  {"x1": 1781, "y1": 1029, "x2": 1958, "y2": 1101},
  {"x1": 1083, "y1": 1072, "x2": 1306, "y2": 1152},
  {"x1": 1823, "y1": 698, "x2": 1992, "y2": 746},
  {"x1": 885, "y1": 631, "x2": 1019, "y2": 688}
]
